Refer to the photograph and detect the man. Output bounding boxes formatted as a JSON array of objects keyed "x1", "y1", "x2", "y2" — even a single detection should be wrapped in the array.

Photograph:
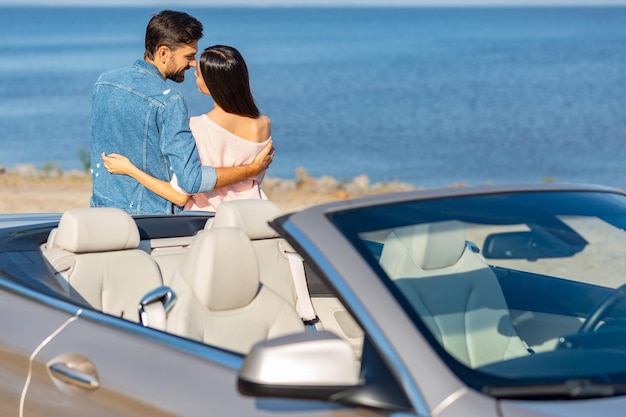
[{"x1": 90, "y1": 10, "x2": 274, "y2": 214}]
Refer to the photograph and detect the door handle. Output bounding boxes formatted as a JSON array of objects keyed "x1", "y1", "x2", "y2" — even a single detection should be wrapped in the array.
[{"x1": 48, "y1": 360, "x2": 100, "y2": 391}]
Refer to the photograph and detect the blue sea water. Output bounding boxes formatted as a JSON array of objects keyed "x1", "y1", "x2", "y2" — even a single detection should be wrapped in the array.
[{"x1": 1, "y1": 6, "x2": 626, "y2": 189}]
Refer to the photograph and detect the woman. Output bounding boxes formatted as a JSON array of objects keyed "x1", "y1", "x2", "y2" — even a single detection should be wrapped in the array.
[{"x1": 103, "y1": 45, "x2": 271, "y2": 211}]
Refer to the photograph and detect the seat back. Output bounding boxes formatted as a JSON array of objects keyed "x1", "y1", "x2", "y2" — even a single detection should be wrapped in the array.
[
  {"x1": 379, "y1": 221, "x2": 529, "y2": 368},
  {"x1": 42, "y1": 207, "x2": 164, "y2": 323},
  {"x1": 208, "y1": 200, "x2": 297, "y2": 303},
  {"x1": 166, "y1": 227, "x2": 304, "y2": 354}
]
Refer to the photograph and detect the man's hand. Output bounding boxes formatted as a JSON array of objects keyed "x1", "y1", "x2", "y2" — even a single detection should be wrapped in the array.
[
  {"x1": 252, "y1": 140, "x2": 275, "y2": 174},
  {"x1": 213, "y1": 140, "x2": 275, "y2": 189}
]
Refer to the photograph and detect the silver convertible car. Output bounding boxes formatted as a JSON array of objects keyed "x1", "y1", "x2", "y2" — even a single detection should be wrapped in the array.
[{"x1": 3, "y1": 183, "x2": 626, "y2": 416}]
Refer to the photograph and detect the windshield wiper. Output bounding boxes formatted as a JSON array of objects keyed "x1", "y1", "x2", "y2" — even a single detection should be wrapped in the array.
[{"x1": 483, "y1": 379, "x2": 626, "y2": 399}]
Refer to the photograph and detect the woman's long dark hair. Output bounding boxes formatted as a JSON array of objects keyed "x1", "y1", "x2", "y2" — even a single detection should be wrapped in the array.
[{"x1": 199, "y1": 45, "x2": 260, "y2": 118}]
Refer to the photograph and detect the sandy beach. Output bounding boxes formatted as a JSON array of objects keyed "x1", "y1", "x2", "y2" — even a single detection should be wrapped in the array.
[{"x1": 0, "y1": 167, "x2": 416, "y2": 214}]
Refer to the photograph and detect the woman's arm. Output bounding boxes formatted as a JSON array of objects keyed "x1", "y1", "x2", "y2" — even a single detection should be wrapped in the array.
[{"x1": 101, "y1": 152, "x2": 190, "y2": 207}]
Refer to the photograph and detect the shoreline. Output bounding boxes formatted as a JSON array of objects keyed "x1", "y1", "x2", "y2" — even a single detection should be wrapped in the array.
[{"x1": 0, "y1": 164, "x2": 418, "y2": 214}]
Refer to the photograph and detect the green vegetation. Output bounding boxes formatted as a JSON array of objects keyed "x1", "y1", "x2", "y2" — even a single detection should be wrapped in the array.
[
  {"x1": 40, "y1": 161, "x2": 62, "y2": 176},
  {"x1": 77, "y1": 147, "x2": 91, "y2": 172}
]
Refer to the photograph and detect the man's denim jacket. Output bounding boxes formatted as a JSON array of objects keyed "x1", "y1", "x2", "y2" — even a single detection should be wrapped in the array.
[{"x1": 90, "y1": 60, "x2": 216, "y2": 214}]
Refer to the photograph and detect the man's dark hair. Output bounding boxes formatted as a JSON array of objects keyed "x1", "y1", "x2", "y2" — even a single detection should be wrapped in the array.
[{"x1": 144, "y1": 10, "x2": 203, "y2": 60}]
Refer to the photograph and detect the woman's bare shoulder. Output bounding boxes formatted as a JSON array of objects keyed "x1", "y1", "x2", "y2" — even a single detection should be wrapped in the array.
[{"x1": 256, "y1": 115, "x2": 271, "y2": 140}]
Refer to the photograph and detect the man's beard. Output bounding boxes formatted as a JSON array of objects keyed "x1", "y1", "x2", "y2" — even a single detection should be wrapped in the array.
[
  {"x1": 166, "y1": 68, "x2": 187, "y2": 83},
  {"x1": 165, "y1": 60, "x2": 188, "y2": 83}
]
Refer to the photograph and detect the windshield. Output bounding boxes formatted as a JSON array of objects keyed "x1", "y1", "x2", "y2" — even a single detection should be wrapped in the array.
[{"x1": 330, "y1": 190, "x2": 626, "y2": 398}]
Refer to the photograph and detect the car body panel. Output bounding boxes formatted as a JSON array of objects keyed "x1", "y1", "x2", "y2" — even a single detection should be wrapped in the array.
[
  {"x1": 0, "y1": 278, "x2": 79, "y2": 416},
  {"x1": 22, "y1": 307, "x2": 371, "y2": 417}
]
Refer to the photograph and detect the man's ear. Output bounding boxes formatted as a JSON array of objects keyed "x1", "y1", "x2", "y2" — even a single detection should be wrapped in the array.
[{"x1": 156, "y1": 45, "x2": 170, "y2": 64}]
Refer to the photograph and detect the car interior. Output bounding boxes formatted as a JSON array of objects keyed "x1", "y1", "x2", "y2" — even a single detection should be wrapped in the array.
[{"x1": 39, "y1": 200, "x2": 365, "y2": 357}]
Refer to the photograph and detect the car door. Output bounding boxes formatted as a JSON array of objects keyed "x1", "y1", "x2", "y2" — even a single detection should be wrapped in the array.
[
  {"x1": 22, "y1": 308, "x2": 374, "y2": 417},
  {"x1": 0, "y1": 280, "x2": 80, "y2": 416}
]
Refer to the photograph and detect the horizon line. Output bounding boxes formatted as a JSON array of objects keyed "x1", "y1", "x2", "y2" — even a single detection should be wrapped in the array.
[
  {"x1": 2, "y1": 3, "x2": 626, "y2": 7},
  {"x1": 2, "y1": 0, "x2": 626, "y2": 7}
]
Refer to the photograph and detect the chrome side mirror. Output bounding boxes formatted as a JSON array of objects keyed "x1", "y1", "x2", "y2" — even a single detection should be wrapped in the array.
[{"x1": 238, "y1": 331, "x2": 360, "y2": 400}]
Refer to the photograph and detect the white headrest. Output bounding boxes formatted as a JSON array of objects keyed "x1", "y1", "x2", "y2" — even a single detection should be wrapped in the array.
[
  {"x1": 54, "y1": 208, "x2": 140, "y2": 253},
  {"x1": 178, "y1": 227, "x2": 260, "y2": 311},
  {"x1": 209, "y1": 200, "x2": 282, "y2": 239},
  {"x1": 393, "y1": 221, "x2": 466, "y2": 270}
]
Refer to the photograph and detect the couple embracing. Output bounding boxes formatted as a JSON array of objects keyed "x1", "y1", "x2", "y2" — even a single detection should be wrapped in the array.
[{"x1": 90, "y1": 10, "x2": 274, "y2": 215}]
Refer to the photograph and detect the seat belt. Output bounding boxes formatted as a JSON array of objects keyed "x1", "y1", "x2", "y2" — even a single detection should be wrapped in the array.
[
  {"x1": 279, "y1": 240, "x2": 319, "y2": 330},
  {"x1": 138, "y1": 286, "x2": 177, "y2": 331}
]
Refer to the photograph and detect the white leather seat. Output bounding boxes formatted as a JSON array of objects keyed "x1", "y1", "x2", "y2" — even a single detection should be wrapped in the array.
[
  {"x1": 379, "y1": 220, "x2": 529, "y2": 368},
  {"x1": 166, "y1": 227, "x2": 305, "y2": 354},
  {"x1": 41, "y1": 207, "x2": 164, "y2": 324},
  {"x1": 208, "y1": 200, "x2": 318, "y2": 324}
]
